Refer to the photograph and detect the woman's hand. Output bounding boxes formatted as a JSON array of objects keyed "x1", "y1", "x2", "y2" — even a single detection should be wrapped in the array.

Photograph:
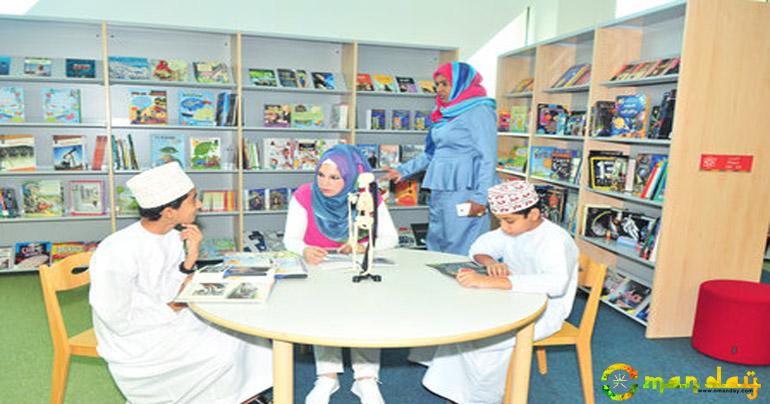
[
  {"x1": 303, "y1": 246, "x2": 328, "y2": 265},
  {"x1": 380, "y1": 166, "x2": 403, "y2": 183},
  {"x1": 486, "y1": 262, "x2": 511, "y2": 278},
  {"x1": 337, "y1": 243, "x2": 365, "y2": 254},
  {"x1": 467, "y1": 201, "x2": 487, "y2": 217}
]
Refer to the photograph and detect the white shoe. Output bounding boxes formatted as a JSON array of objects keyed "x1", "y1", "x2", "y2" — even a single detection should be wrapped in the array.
[
  {"x1": 351, "y1": 378, "x2": 385, "y2": 404},
  {"x1": 305, "y1": 376, "x2": 339, "y2": 404}
]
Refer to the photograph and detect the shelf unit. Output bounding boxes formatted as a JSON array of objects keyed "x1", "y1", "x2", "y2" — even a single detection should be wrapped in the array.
[
  {"x1": 495, "y1": 0, "x2": 770, "y2": 338},
  {"x1": 0, "y1": 17, "x2": 457, "y2": 272}
]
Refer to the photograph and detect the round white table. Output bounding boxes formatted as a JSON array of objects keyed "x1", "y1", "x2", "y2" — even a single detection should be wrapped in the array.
[{"x1": 191, "y1": 248, "x2": 547, "y2": 404}]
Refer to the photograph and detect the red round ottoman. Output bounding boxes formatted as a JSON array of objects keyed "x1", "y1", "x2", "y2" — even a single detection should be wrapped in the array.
[{"x1": 691, "y1": 279, "x2": 770, "y2": 365}]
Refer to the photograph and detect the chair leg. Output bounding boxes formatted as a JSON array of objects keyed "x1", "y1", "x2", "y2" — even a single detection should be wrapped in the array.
[
  {"x1": 576, "y1": 342, "x2": 595, "y2": 404},
  {"x1": 535, "y1": 347, "x2": 548, "y2": 375},
  {"x1": 51, "y1": 351, "x2": 71, "y2": 404}
]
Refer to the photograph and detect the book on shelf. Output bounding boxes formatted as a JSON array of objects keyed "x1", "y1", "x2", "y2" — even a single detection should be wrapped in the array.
[
  {"x1": 150, "y1": 59, "x2": 188, "y2": 82},
  {"x1": 414, "y1": 110, "x2": 431, "y2": 130},
  {"x1": 294, "y1": 139, "x2": 320, "y2": 169},
  {"x1": 356, "y1": 73, "x2": 374, "y2": 91},
  {"x1": 69, "y1": 180, "x2": 104, "y2": 216},
  {"x1": 612, "y1": 94, "x2": 650, "y2": 138},
  {"x1": 215, "y1": 92, "x2": 238, "y2": 127},
  {"x1": 372, "y1": 74, "x2": 396, "y2": 92},
  {"x1": 179, "y1": 91, "x2": 216, "y2": 126},
  {"x1": 50, "y1": 242, "x2": 83, "y2": 264},
  {"x1": 42, "y1": 88, "x2": 81, "y2": 124},
  {"x1": 367, "y1": 109, "x2": 386, "y2": 130},
  {"x1": 536, "y1": 104, "x2": 567, "y2": 135},
  {"x1": 632, "y1": 153, "x2": 668, "y2": 198},
  {"x1": 200, "y1": 190, "x2": 235, "y2": 212},
  {"x1": 263, "y1": 138, "x2": 294, "y2": 170},
  {"x1": 295, "y1": 70, "x2": 311, "y2": 88},
  {"x1": 330, "y1": 103, "x2": 348, "y2": 129},
  {"x1": 511, "y1": 77, "x2": 534, "y2": 93},
  {"x1": 392, "y1": 110, "x2": 410, "y2": 130},
  {"x1": 249, "y1": 68, "x2": 278, "y2": 87},
  {"x1": 588, "y1": 150, "x2": 629, "y2": 192},
  {"x1": 267, "y1": 188, "x2": 290, "y2": 210},
  {"x1": 563, "y1": 191, "x2": 579, "y2": 234},
  {"x1": 396, "y1": 76, "x2": 418, "y2": 93},
  {"x1": 528, "y1": 146, "x2": 555, "y2": 178},
  {"x1": 311, "y1": 72, "x2": 336, "y2": 90},
  {"x1": 378, "y1": 144, "x2": 400, "y2": 168},
  {"x1": 0, "y1": 87, "x2": 25, "y2": 123},
  {"x1": 108, "y1": 56, "x2": 150, "y2": 80},
  {"x1": 0, "y1": 134, "x2": 35, "y2": 171},
  {"x1": 0, "y1": 56, "x2": 10, "y2": 76},
  {"x1": 582, "y1": 205, "x2": 616, "y2": 239},
  {"x1": 497, "y1": 145, "x2": 527, "y2": 173},
  {"x1": 22, "y1": 179, "x2": 63, "y2": 217},
  {"x1": 112, "y1": 134, "x2": 139, "y2": 170},
  {"x1": 394, "y1": 179, "x2": 418, "y2": 206},
  {"x1": 571, "y1": 66, "x2": 591, "y2": 86},
  {"x1": 193, "y1": 61, "x2": 230, "y2": 84},
  {"x1": 52, "y1": 135, "x2": 86, "y2": 171},
  {"x1": 535, "y1": 185, "x2": 567, "y2": 224},
  {"x1": 400, "y1": 144, "x2": 424, "y2": 163},
  {"x1": 0, "y1": 187, "x2": 21, "y2": 218},
  {"x1": 497, "y1": 111, "x2": 510, "y2": 132},
  {"x1": 174, "y1": 261, "x2": 275, "y2": 304},
  {"x1": 565, "y1": 111, "x2": 586, "y2": 137},
  {"x1": 65, "y1": 59, "x2": 96, "y2": 79},
  {"x1": 649, "y1": 89, "x2": 676, "y2": 140},
  {"x1": 606, "y1": 277, "x2": 652, "y2": 313},
  {"x1": 15, "y1": 241, "x2": 52, "y2": 269},
  {"x1": 590, "y1": 100, "x2": 616, "y2": 137},
  {"x1": 189, "y1": 137, "x2": 222, "y2": 170},
  {"x1": 510, "y1": 105, "x2": 528, "y2": 133},
  {"x1": 601, "y1": 269, "x2": 627, "y2": 301},
  {"x1": 241, "y1": 139, "x2": 261, "y2": 170},
  {"x1": 129, "y1": 89, "x2": 168, "y2": 125},
  {"x1": 24, "y1": 57, "x2": 52, "y2": 77},
  {"x1": 417, "y1": 79, "x2": 435, "y2": 94},
  {"x1": 291, "y1": 104, "x2": 324, "y2": 129},
  {"x1": 198, "y1": 238, "x2": 237, "y2": 260},
  {"x1": 551, "y1": 63, "x2": 590, "y2": 88},
  {"x1": 276, "y1": 68, "x2": 299, "y2": 88},
  {"x1": 150, "y1": 133, "x2": 185, "y2": 168},
  {"x1": 115, "y1": 185, "x2": 138, "y2": 215},
  {"x1": 550, "y1": 148, "x2": 579, "y2": 182},
  {"x1": 263, "y1": 104, "x2": 291, "y2": 128},
  {"x1": 356, "y1": 144, "x2": 379, "y2": 168},
  {"x1": 245, "y1": 188, "x2": 268, "y2": 211},
  {"x1": 0, "y1": 246, "x2": 11, "y2": 270}
]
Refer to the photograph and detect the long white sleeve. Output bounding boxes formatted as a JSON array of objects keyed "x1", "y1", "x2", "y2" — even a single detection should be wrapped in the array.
[
  {"x1": 374, "y1": 203, "x2": 398, "y2": 250},
  {"x1": 283, "y1": 196, "x2": 309, "y2": 255}
]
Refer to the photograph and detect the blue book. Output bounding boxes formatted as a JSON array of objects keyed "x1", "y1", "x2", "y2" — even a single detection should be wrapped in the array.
[
  {"x1": 414, "y1": 110, "x2": 432, "y2": 130},
  {"x1": 369, "y1": 109, "x2": 386, "y2": 130},
  {"x1": 356, "y1": 144, "x2": 379, "y2": 168},
  {"x1": 529, "y1": 146, "x2": 556, "y2": 178},
  {"x1": 151, "y1": 133, "x2": 185, "y2": 168},
  {"x1": 0, "y1": 56, "x2": 10, "y2": 76},
  {"x1": 65, "y1": 59, "x2": 96, "y2": 78},
  {"x1": 42, "y1": 88, "x2": 81, "y2": 124},
  {"x1": 179, "y1": 91, "x2": 216, "y2": 126},
  {"x1": 392, "y1": 110, "x2": 411, "y2": 130},
  {"x1": 109, "y1": 56, "x2": 150, "y2": 80}
]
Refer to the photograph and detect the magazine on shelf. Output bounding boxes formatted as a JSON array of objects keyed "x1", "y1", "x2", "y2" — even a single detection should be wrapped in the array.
[
  {"x1": 0, "y1": 87, "x2": 25, "y2": 123},
  {"x1": 109, "y1": 56, "x2": 150, "y2": 80},
  {"x1": 372, "y1": 74, "x2": 396, "y2": 92},
  {"x1": 193, "y1": 61, "x2": 230, "y2": 84},
  {"x1": 356, "y1": 73, "x2": 374, "y2": 91},
  {"x1": 15, "y1": 241, "x2": 52, "y2": 269},
  {"x1": 53, "y1": 135, "x2": 86, "y2": 171},
  {"x1": 24, "y1": 57, "x2": 52, "y2": 77},
  {"x1": 151, "y1": 133, "x2": 185, "y2": 168},
  {"x1": 69, "y1": 180, "x2": 104, "y2": 216},
  {"x1": 65, "y1": 59, "x2": 96, "y2": 79},
  {"x1": 22, "y1": 180, "x2": 63, "y2": 217},
  {"x1": 179, "y1": 91, "x2": 216, "y2": 126},
  {"x1": 0, "y1": 134, "x2": 35, "y2": 171},
  {"x1": 249, "y1": 68, "x2": 278, "y2": 87},
  {"x1": 42, "y1": 88, "x2": 81, "y2": 124},
  {"x1": 0, "y1": 56, "x2": 10, "y2": 76},
  {"x1": 150, "y1": 59, "x2": 188, "y2": 81},
  {"x1": 263, "y1": 104, "x2": 291, "y2": 128},
  {"x1": 417, "y1": 79, "x2": 435, "y2": 94},
  {"x1": 311, "y1": 72, "x2": 335, "y2": 90},
  {"x1": 129, "y1": 89, "x2": 168, "y2": 125},
  {"x1": 396, "y1": 76, "x2": 418, "y2": 93},
  {"x1": 276, "y1": 68, "x2": 298, "y2": 87}
]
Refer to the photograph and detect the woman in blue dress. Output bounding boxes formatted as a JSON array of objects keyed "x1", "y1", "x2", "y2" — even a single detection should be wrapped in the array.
[{"x1": 382, "y1": 61, "x2": 497, "y2": 255}]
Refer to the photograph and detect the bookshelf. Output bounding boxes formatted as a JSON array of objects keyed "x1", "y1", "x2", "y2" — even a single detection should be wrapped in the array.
[
  {"x1": 495, "y1": 0, "x2": 770, "y2": 338},
  {"x1": 0, "y1": 17, "x2": 456, "y2": 272}
]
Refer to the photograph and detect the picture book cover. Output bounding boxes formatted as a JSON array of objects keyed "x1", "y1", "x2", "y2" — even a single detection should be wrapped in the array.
[
  {"x1": 42, "y1": 88, "x2": 81, "y2": 124},
  {"x1": 582, "y1": 205, "x2": 620, "y2": 239},
  {"x1": 414, "y1": 110, "x2": 432, "y2": 130},
  {"x1": 378, "y1": 144, "x2": 400, "y2": 168},
  {"x1": 215, "y1": 92, "x2": 237, "y2": 127},
  {"x1": 550, "y1": 148, "x2": 575, "y2": 181},
  {"x1": 65, "y1": 59, "x2": 96, "y2": 79},
  {"x1": 249, "y1": 68, "x2": 278, "y2": 87},
  {"x1": 51, "y1": 242, "x2": 85, "y2": 264},
  {"x1": 612, "y1": 94, "x2": 650, "y2": 138},
  {"x1": 246, "y1": 188, "x2": 267, "y2": 211},
  {"x1": 511, "y1": 77, "x2": 534, "y2": 93},
  {"x1": 200, "y1": 190, "x2": 233, "y2": 212},
  {"x1": 15, "y1": 241, "x2": 52, "y2": 269},
  {"x1": 69, "y1": 180, "x2": 104, "y2": 216},
  {"x1": 395, "y1": 179, "x2": 418, "y2": 206},
  {"x1": 591, "y1": 101, "x2": 616, "y2": 137},
  {"x1": 193, "y1": 61, "x2": 230, "y2": 84},
  {"x1": 601, "y1": 269, "x2": 627, "y2": 300},
  {"x1": 189, "y1": 137, "x2": 221, "y2": 170},
  {"x1": 108, "y1": 56, "x2": 150, "y2": 80},
  {"x1": 150, "y1": 133, "x2": 185, "y2": 168},
  {"x1": 268, "y1": 188, "x2": 289, "y2": 210},
  {"x1": 263, "y1": 138, "x2": 294, "y2": 170},
  {"x1": 426, "y1": 261, "x2": 485, "y2": 277},
  {"x1": 565, "y1": 111, "x2": 586, "y2": 136},
  {"x1": 0, "y1": 87, "x2": 25, "y2": 123},
  {"x1": 311, "y1": 72, "x2": 335, "y2": 90},
  {"x1": 179, "y1": 91, "x2": 216, "y2": 126},
  {"x1": 150, "y1": 59, "x2": 188, "y2": 81},
  {"x1": 24, "y1": 57, "x2": 52, "y2": 77},
  {"x1": 497, "y1": 111, "x2": 511, "y2": 132},
  {"x1": 356, "y1": 144, "x2": 379, "y2": 168},
  {"x1": 291, "y1": 104, "x2": 324, "y2": 129},
  {"x1": 536, "y1": 185, "x2": 566, "y2": 223},
  {"x1": 368, "y1": 109, "x2": 386, "y2": 130},
  {"x1": 372, "y1": 74, "x2": 395, "y2": 92},
  {"x1": 276, "y1": 68, "x2": 298, "y2": 87},
  {"x1": 294, "y1": 139, "x2": 320, "y2": 169},
  {"x1": 52, "y1": 135, "x2": 86, "y2": 171},
  {"x1": 199, "y1": 238, "x2": 237, "y2": 260},
  {"x1": 263, "y1": 104, "x2": 291, "y2": 128},
  {"x1": 528, "y1": 146, "x2": 556, "y2": 178},
  {"x1": 588, "y1": 151, "x2": 626, "y2": 191},
  {"x1": 0, "y1": 134, "x2": 35, "y2": 171},
  {"x1": 536, "y1": 104, "x2": 567, "y2": 134},
  {"x1": 317, "y1": 138, "x2": 339, "y2": 156},
  {"x1": 295, "y1": 70, "x2": 311, "y2": 88},
  {"x1": 0, "y1": 56, "x2": 10, "y2": 76},
  {"x1": 0, "y1": 187, "x2": 21, "y2": 218},
  {"x1": 608, "y1": 278, "x2": 652, "y2": 312},
  {"x1": 22, "y1": 179, "x2": 63, "y2": 217},
  {"x1": 356, "y1": 73, "x2": 374, "y2": 91},
  {"x1": 633, "y1": 154, "x2": 668, "y2": 197},
  {"x1": 396, "y1": 76, "x2": 418, "y2": 93},
  {"x1": 129, "y1": 89, "x2": 168, "y2": 125},
  {"x1": 115, "y1": 185, "x2": 138, "y2": 214},
  {"x1": 400, "y1": 144, "x2": 424, "y2": 163},
  {"x1": 391, "y1": 109, "x2": 410, "y2": 130},
  {"x1": 510, "y1": 105, "x2": 529, "y2": 133},
  {"x1": 417, "y1": 79, "x2": 435, "y2": 94}
]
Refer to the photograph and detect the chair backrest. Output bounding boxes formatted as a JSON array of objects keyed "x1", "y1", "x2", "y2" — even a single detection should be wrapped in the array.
[
  {"x1": 576, "y1": 254, "x2": 608, "y2": 341},
  {"x1": 38, "y1": 252, "x2": 94, "y2": 354}
]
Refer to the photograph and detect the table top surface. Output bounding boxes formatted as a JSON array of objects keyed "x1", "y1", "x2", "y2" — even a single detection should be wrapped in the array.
[{"x1": 191, "y1": 249, "x2": 547, "y2": 347}]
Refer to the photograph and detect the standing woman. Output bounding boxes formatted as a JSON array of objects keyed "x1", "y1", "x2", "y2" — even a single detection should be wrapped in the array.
[
  {"x1": 382, "y1": 61, "x2": 498, "y2": 255},
  {"x1": 283, "y1": 144, "x2": 398, "y2": 404}
]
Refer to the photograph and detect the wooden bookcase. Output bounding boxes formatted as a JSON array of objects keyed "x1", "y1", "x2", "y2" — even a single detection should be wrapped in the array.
[
  {"x1": 495, "y1": 0, "x2": 770, "y2": 338},
  {"x1": 0, "y1": 18, "x2": 457, "y2": 273}
]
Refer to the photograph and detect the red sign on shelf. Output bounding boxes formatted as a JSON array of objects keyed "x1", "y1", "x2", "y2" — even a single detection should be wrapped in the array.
[{"x1": 699, "y1": 154, "x2": 753, "y2": 172}]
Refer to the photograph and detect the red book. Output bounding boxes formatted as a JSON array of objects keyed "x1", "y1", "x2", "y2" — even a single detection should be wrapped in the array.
[{"x1": 91, "y1": 135, "x2": 107, "y2": 171}]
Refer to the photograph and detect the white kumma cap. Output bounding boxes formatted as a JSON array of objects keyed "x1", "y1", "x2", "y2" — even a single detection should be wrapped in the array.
[
  {"x1": 487, "y1": 180, "x2": 539, "y2": 214},
  {"x1": 126, "y1": 162, "x2": 194, "y2": 209}
]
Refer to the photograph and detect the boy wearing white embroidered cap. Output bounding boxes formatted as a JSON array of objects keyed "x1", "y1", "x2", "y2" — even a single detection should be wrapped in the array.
[
  {"x1": 89, "y1": 162, "x2": 273, "y2": 404},
  {"x1": 421, "y1": 180, "x2": 579, "y2": 404}
]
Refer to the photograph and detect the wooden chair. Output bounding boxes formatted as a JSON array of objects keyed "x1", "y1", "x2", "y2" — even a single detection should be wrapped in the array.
[
  {"x1": 503, "y1": 254, "x2": 607, "y2": 404},
  {"x1": 38, "y1": 252, "x2": 99, "y2": 404}
]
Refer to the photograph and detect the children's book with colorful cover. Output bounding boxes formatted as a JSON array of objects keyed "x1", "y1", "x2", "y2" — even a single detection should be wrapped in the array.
[
  {"x1": 0, "y1": 187, "x2": 21, "y2": 218},
  {"x1": 189, "y1": 137, "x2": 222, "y2": 170},
  {"x1": 497, "y1": 111, "x2": 511, "y2": 132},
  {"x1": 510, "y1": 105, "x2": 528, "y2": 133},
  {"x1": 108, "y1": 56, "x2": 150, "y2": 80},
  {"x1": 608, "y1": 278, "x2": 652, "y2": 312},
  {"x1": 612, "y1": 94, "x2": 649, "y2": 138},
  {"x1": 378, "y1": 144, "x2": 400, "y2": 168},
  {"x1": 356, "y1": 144, "x2": 379, "y2": 168},
  {"x1": 129, "y1": 89, "x2": 168, "y2": 125},
  {"x1": 294, "y1": 139, "x2": 320, "y2": 169},
  {"x1": 263, "y1": 138, "x2": 294, "y2": 170},
  {"x1": 115, "y1": 185, "x2": 138, "y2": 215},
  {"x1": 591, "y1": 101, "x2": 616, "y2": 137},
  {"x1": 372, "y1": 74, "x2": 395, "y2": 92},
  {"x1": 267, "y1": 188, "x2": 289, "y2": 210},
  {"x1": 50, "y1": 242, "x2": 84, "y2": 264},
  {"x1": 565, "y1": 111, "x2": 586, "y2": 136},
  {"x1": 22, "y1": 179, "x2": 62, "y2": 217},
  {"x1": 179, "y1": 91, "x2": 216, "y2": 126},
  {"x1": 396, "y1": 77, "x2": 418, "y2": 93},
  {"x1": 0, "y1": 56, "x2": 10, "y2": 76},
  {"x1": 291, "y1": 104, "x2": 324, "y2": 128},
  {"x1": 65, "y1": 59, "x2": 96, "y2": 79},
  {"x1": 249, "y1": 68, "x2": 278, "y2": 87},
  {"x1": 414, "y1": 110, "x2": 432, "y2": 130},
  {"x1": 15, "y1": 241, "x2": 52, "y2": 269},
  {"x1": 317, "y1": 138, "x2": 339, "y2": 156},
  {"x1": 529, "y1": 146, "x2": 556, "y2": 178},
  {"x1": 0, "y1": 87, "x2": 25, "y2": 123},
  {"x1": 311, "y1": 72, "x2": 336, "y2": 90},
  {"x1": 0, "y1": 134, "x2": 35, "y2": 171},
  {"x1": 511, "y1": 78, "x2": 534, "y2": 93},
  {"x1": 601, "y1": 269, "x2": 628, "y2": 300},
  {"x1": 246, "y1": 188, "x2": 267, "y2": 211},
  {"x1": 356, "y1": 73, "x2": 374, "y2": 91},
  {"x1": 199, "y1": 238, "x2": 237, "y2": 260},
  {"x1": 69, "y1": 180, "x2": 104, "y2": 216},
  {"x1": 276, "y1": 68, "x2": 298, "y2": 87},
  {"x1": 295, "y1": 70, "x2": 311, "y2": 88},
  {"x1": 395, "y1": 179, "x2": 418, "y2": 206},
  {"x1": 551, "y1": 64, "x2": 589, "y2": 88},
  {"x1": 536, "y1": 104, "x2": 567, "y2": 134},
  {"x1": 193, "y1": 61, "x2": 230, "y2": 84},
  {"x1": 368, "y1": 109, "x2": 386, "y2": 130},
  {"x1": 582, "y1": 205, "x2": 618, "y2": 238},
  {"x1": 24, "y1": 57, "x2": 52, "y2": 77},
  {"x1": 42, "y1": 88, "x2": 81, "y2": 124},
  {"x1": 391, "y1": 110, "x2": 410, "y2": 130},
  {"x1": 550, "y1": 148, "x2": 576, "y2": 181},
  {"x1": 400, "y1": 144, "x2": 425, "y2": 163},
  {"x1": 417, "y1": 79, "x2": 435, "y2": 94},
  {"x1": 53, "y1": 135, "x2": 85, "y2": 170},
  {"x1": 633, "y1": 154, "x2": 667, "y2": 197},
  {"x1": 200, "y1": 190, "x2": 234, "y2": 212},
  {"x1": 151, "y1": 133, "x2": 185, "y2": 168},
  {"x1": 150, "y1": 59, "x2": 188, "y2": 81},
  {"x1": 263, "y1": 104, "x2": 291, "y2": 128}
]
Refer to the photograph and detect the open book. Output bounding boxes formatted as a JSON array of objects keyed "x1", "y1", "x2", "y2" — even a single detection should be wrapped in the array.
[
  {"x1": 175, "y1": 261, "x2": 275, "y2": 304},
  {"x1": 317, "y1": 253, "x2": 396, "y2": 270},
  {"x1": 426, "y1": 261, "x2": 486, "y2": 278}
]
